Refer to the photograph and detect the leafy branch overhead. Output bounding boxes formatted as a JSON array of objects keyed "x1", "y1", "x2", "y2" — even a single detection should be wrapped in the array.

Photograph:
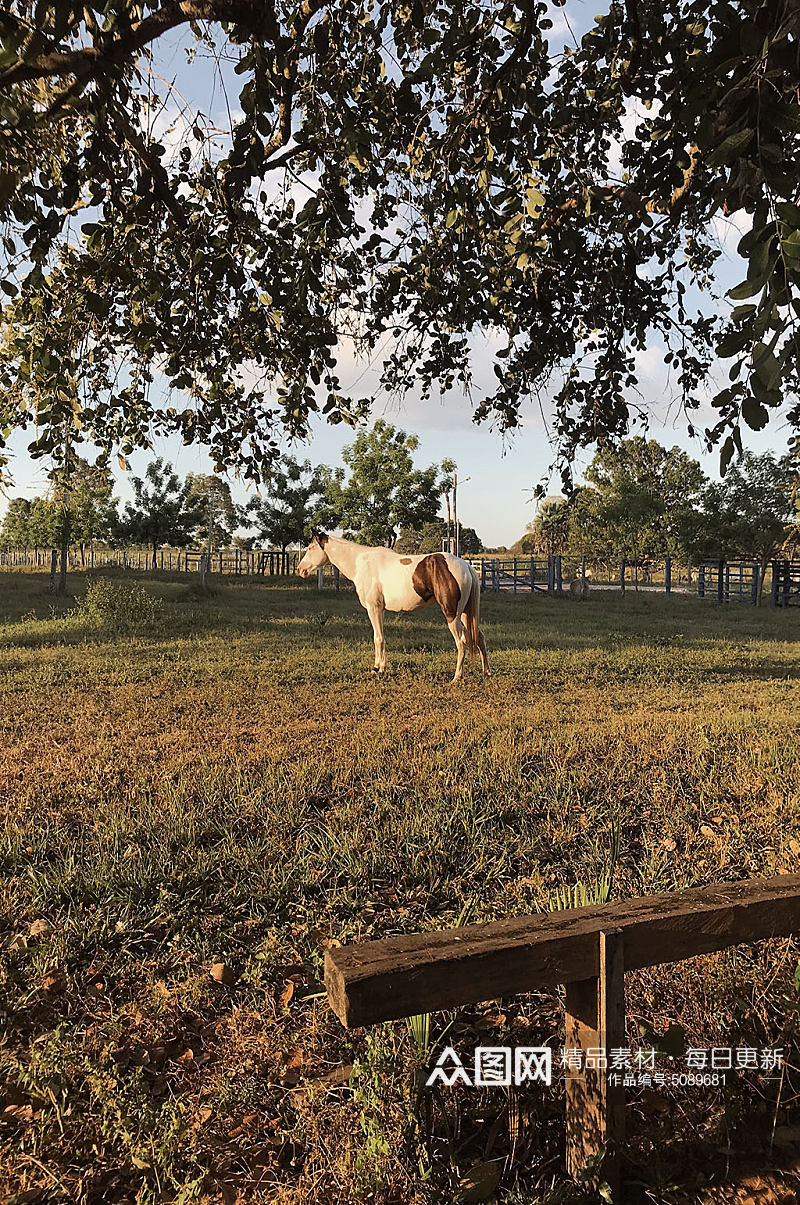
[{"x1": 1, "y1": 0, "x2": 800, "y2": 480}]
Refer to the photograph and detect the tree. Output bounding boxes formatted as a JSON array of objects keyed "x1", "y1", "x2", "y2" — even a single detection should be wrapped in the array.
[
  {"x1": 396, "y1": 520, "x2": 483, "y2": 555},
  {"x1": 2, "y1": 3, "x2": 800, "y2": 483},
  {"x1": 120, "y1": 459, "x2": 202, "y2": 568},
  {"x1": 246, "y1": 456, "x2": 326, "y2": 554},
  {"x1": 523, "y1": 498, "x2": 571, "y2": 556},
  {"x1": 698, "y1": 452, "x2": 797, "y2": 603},
  {"x1": 439, "y1": 458, "x2": 457, "y2": 550},
  {"x1": 66, "y1": 463, "x2": 118, "y2": 565},
  {"x1": 185, "y1": 473, "x2": 241, "y2": 553},
  {"x1": 319, "y1": 421, "x2": 444, "y2": 547},
  {"x1": 2, "y1": 498, "x2": 31, "y2": 549},
  {"x1": 581, "y1": 438, "x2": 707, "y2": 567}
]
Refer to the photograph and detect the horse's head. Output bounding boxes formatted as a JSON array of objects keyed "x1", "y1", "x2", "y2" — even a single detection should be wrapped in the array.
[{"x1": 297, "y1": 531, "x2": 330, "y2": 578}]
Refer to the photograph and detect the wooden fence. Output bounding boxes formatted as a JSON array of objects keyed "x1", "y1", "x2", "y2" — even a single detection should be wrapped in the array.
[
  {"x1": 772, "y1": 560, "x2": 800, "y2": 607},
  {"x1": 2, "y1": 547, "x2": 797, "y2": 606},
  {"x1": 698, "y1": 560, "x2": 761, "y2": 604},
  {"x1": 325, "y1": 874, "x2": 800, "y2": 1200},
  {"x1": 464, "y1": 556, "x2": 794, "y2": 606},
  {"x1": 0, "y1": 546, "x2": 299, "y2": 575}
]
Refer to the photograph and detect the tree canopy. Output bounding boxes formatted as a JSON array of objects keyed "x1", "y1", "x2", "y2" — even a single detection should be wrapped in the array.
[
  {"x1": 246, "y1": 455, "x2": 326, "y2": 552},
  {"x1": 395, "y1": 519, "x2": 484, "y2": 554},
  {"x1": 515, "y1": 438, "x2": 797, "y2": 568},
  {"x1": 319, "y1": 420, "x2": 445, "y2": 546},
  {"x1": 185, "y1": 472, "x2": 241, "y2": 551},
  {"x1": 695, "y1": 450, "x2": 796, "y2": 566},
  {"x1": 2, "y1": 1, "x2": 800, "y2": 484},
  {"x1": 120, "y1": 457, "x2": 202, "y2": 564}
]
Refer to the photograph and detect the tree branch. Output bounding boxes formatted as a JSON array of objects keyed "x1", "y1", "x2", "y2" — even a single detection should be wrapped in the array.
[
  {"x1": 539, "y1": 147, "x2": 702, "y2": 233},
  {"x1": 263, "y1": 0, "x2": 326, "y2": 159},
  {"x1": 108, "y1": 102, "x2": 187, "y2": 227},
  {"x1": 0, "y1": 1, "x2": 270, "y2": 86}
]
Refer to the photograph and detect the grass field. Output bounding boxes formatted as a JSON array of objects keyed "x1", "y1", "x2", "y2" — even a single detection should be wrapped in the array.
[{"x1": 2, "y1": 568, "x2": 800, "y2": 1205}]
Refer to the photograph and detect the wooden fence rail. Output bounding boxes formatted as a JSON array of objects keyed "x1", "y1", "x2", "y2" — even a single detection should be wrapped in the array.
[{"x1": 325, "y1": 874, "x2": 800, "y2": 1198}]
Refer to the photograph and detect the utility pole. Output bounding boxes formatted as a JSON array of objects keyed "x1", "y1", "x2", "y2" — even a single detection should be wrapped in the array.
[
  {"x1": 444, "y1": 488, "x2": 452, "y2": 552},
  {"x1": 452, "y1": 473, "x2": 471, "y2": 557},
  {"x1": 452, "y1": 470, "x2": 458, "y2": 557}
]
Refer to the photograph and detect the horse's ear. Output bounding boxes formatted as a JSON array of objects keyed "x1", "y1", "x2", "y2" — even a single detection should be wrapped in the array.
[{"x1": 313, "y1": 529, "x2": 328, "y2": 547}]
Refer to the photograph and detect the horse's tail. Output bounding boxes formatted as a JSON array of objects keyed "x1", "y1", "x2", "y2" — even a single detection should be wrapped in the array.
[{"x1": 464, "y1": 567, "x2": 481, "y2": 656}]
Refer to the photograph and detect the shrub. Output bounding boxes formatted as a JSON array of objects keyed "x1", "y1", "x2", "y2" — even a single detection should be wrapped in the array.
[{"x1": 78, "y1": 577, "x2": 164, "y2": 632}]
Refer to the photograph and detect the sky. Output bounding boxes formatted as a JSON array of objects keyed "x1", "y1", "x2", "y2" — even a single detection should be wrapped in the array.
[{"x1": 1, "y1": 3, "x2": 796, "y2": 548}]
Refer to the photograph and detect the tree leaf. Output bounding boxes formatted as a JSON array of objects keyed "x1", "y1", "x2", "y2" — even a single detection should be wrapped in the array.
[{"x1": 707, "y1": 128, "x2": 752, "y2": 166}]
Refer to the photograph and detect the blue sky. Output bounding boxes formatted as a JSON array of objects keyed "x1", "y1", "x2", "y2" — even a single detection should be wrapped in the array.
[{"x1": 1, "y1": 4, "x2": 796, "y2": 547}]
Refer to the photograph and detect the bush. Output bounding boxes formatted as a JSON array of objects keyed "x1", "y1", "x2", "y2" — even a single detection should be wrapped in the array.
[{"x1": 78, "y1": 577, "x2": 164, "y2": 632}]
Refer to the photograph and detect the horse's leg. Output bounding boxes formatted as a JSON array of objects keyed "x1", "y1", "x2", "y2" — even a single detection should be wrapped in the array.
[
  {"x1": 477, "y1": 628, "x2": 490, "y2": 676},
  {"x1": 447, "y1": 615, "x2": 467, "y2": 682},
  {"x1": 368, "y1": 603, "x2": 386, "y2": 673}
]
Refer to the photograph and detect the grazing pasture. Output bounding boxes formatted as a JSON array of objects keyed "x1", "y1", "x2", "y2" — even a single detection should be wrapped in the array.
[{"x1": 2, "y1": 569, "x2": 800, "y2": 1204}]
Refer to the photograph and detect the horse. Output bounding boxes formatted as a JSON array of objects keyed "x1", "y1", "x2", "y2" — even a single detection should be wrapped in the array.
[{"x1": 297, "y1": 531, "x2": 489, "y2": 682}]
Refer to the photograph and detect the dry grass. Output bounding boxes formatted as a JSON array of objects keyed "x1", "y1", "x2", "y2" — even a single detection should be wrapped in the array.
[{"x1": 2, "y1": 568, "x2": 800, "y2": 1204}]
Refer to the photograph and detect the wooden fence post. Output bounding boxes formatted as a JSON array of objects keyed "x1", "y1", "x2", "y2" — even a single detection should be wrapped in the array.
[
  {"x1": 547, "y1": 556, "x2": 555, "y2": 593},
  {"x1": 334, "y1": 566, "x2": 340, "y2": 591},
  {"x1": 530, "y1": 557, "x2": 535, "y2": 591},
  {"x1": 751, "y1": 564, "x2": 759, "y2": 606},
  {"x1": 619, "y1": 559, "x2": 626, "y2": 594},
  {"x1": 565, "y1": 928, "x2": 625, "y2": 1199},
  {"x1": 717, "y1": 559, "x2": 725, "y2": 604},
  {"x1": 664, "y1": 556, "x2": 671, "y2": 595},
  {"x1": 581, "y1": 556, "x2": 587, "y2": 593},
  {"x1": 556, "y1": 555, "x2": 563, "y2": 593},
  {"x1": 513, "y1": 556, "x2": 518, "y2": 593}
]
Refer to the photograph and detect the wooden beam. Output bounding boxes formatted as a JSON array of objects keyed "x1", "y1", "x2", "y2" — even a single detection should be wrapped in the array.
[
  {"x1": 565, "y1": 929, "x2": 625, "y2": 1199},
  {"x1": 325, "y1": 874, "x2": 800, "y2": 1028}
]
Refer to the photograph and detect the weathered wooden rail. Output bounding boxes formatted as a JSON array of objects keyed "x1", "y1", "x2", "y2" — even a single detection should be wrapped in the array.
[{"x1": 325, "y1": 874, "x2": 800, "y2": 1198}]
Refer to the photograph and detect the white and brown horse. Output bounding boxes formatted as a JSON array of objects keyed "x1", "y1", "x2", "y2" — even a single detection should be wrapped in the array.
[{"x1": 297, "y1": 532, "x2": 489, "y2": 681}]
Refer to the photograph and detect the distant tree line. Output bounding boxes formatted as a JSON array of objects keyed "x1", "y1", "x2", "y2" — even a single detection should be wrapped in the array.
[
  {"x1": 520, "y1": 439, "x2": 798, "y2": 589},
  {"x1": 5, "y1": 429, "x2": 797, "y2": 596},
  {"x1": 0, "y1": 421, "x2": 484, "y2": 590}
]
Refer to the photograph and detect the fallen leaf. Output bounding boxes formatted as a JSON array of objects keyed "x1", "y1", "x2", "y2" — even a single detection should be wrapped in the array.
[
  {"x1": 279, "y1": 981, "x2": 295, "y2": 1008},
  {"x1": 40, "y1": 968, "x2": 67, "y2": 994},
  {"x1": 307, "y1": 1064, "x2": 353, "y2": 1091},
  {"x1": 3, "y1": 1104, "x2": 34, "y2": 1123},
  {"x1": 640, "y1": 1087, "x2": 670, "y2": 1114},
  {"x1": 284, "y1": 1047, "x2": 304, "y2": 1068},
  {"x1": 210, "y1": 963, "x2": 236, "y2": 986},
  {"x1": 458, "y1": 1160, "x2": 503, "y2": 1203},
  {"x1": 700, "y1": 825, "x2": 717, "y2": 840},
  {"x1": 662, "y1": 837, "x2": 677, "y2": 851},
  {"x1": 29, "y1": 919, "x2": 51, "y2": 938}
]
